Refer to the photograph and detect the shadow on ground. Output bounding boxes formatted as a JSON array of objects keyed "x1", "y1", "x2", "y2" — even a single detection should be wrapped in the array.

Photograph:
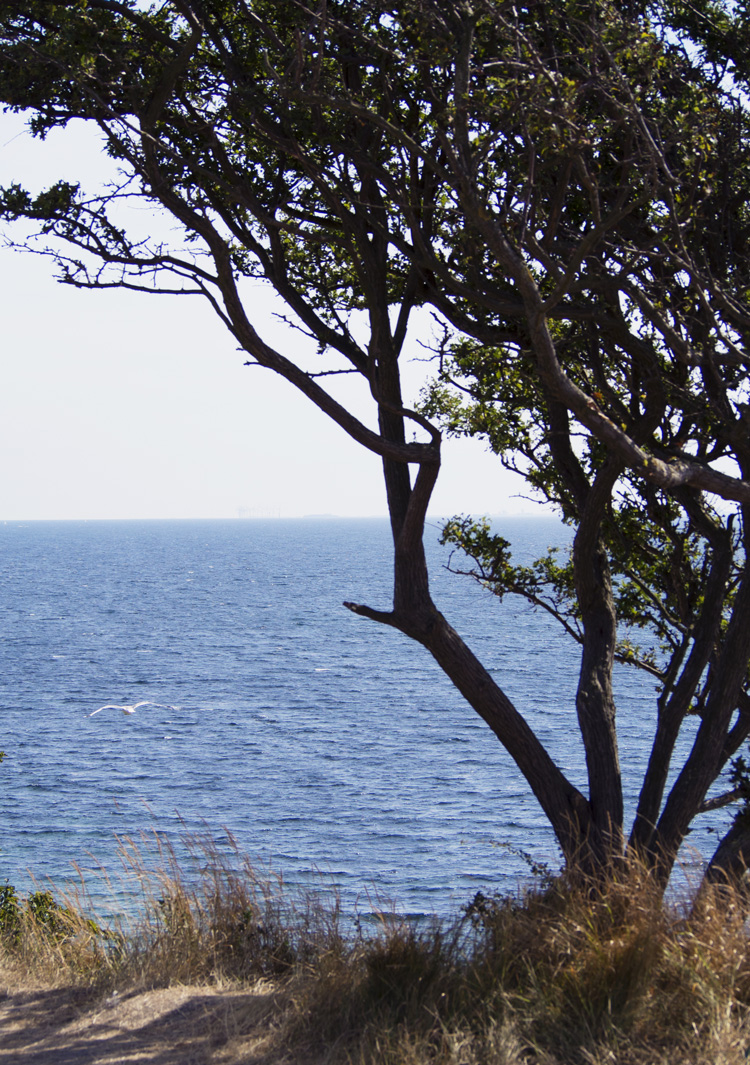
[{"x1": 0, "y1": 980, "x2": 285, "y2": 1064}]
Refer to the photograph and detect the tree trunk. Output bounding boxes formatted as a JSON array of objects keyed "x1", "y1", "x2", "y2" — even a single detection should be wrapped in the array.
[{"x1": 704, "y1": 813, "x2": 750, "y2": 886}]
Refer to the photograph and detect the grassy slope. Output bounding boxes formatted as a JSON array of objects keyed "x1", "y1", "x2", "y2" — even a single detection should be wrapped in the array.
[{"x1": 2, "y1": 833, "x2": 750, "y2": 1064}]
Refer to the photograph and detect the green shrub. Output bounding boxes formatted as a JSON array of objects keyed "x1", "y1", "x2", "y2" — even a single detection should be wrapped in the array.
[{"x1": 0, "y1": 882, "x2": 20, "y2": 940}]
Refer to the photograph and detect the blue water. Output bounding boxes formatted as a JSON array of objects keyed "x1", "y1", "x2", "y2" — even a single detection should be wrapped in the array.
[{"x1": 0, "y1": 517, "x2": 728, "y2": 918}]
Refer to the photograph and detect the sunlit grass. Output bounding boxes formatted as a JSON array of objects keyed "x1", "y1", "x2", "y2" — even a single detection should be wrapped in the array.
[{"x1": 3, "y1": 835, "x2": 750, "y2": 1063}]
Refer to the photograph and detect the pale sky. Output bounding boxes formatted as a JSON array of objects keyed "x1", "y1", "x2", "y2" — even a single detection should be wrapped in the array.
[{"x1": 1, "y1": 110, "x2": 537, "y2": 521}]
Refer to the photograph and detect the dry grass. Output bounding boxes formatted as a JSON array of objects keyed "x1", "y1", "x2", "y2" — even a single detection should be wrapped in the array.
[{"x1": 3, "y1": 836, "x2": 750, "y2": 1064}]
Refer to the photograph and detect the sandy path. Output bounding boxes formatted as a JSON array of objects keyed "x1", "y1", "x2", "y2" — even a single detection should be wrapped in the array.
[{"x1": 0, "y1": 979, "x2": 291, "y2": 1064}]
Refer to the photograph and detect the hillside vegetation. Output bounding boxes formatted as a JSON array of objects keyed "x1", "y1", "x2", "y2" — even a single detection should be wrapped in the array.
[{"x1": 2, "y1": 833, "x2": 750, "y2": 1064}]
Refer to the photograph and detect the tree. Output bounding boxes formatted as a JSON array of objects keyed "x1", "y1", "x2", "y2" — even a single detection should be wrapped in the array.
[{"x1": 1, "y1": 0, "x2": 749, "y2": 885}]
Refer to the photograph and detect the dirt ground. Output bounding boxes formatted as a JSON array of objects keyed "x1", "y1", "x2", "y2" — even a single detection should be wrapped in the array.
[{"x1": 0, "y1": 975, "x2": 299, "y2": 1065}]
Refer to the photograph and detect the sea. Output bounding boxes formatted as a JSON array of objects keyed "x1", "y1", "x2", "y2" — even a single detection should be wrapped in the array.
[{"x1": 0, "y1": 516, "x2": 731, "y2": 922}]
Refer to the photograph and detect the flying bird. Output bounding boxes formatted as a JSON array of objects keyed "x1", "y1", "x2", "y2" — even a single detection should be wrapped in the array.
[{"x1": 88, "y1": 701, "x2": 174, "y2": 717}]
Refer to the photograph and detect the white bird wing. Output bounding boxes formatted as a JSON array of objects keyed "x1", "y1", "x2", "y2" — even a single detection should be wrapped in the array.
[{"x1": 89, "y1": 700, "x2": 177, "y2": 717}]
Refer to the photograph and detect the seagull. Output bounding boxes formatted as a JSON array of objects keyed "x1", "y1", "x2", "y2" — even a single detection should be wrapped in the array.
[{"x1": 88, "y1": 701, "x2": 174, "y2": 717}]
